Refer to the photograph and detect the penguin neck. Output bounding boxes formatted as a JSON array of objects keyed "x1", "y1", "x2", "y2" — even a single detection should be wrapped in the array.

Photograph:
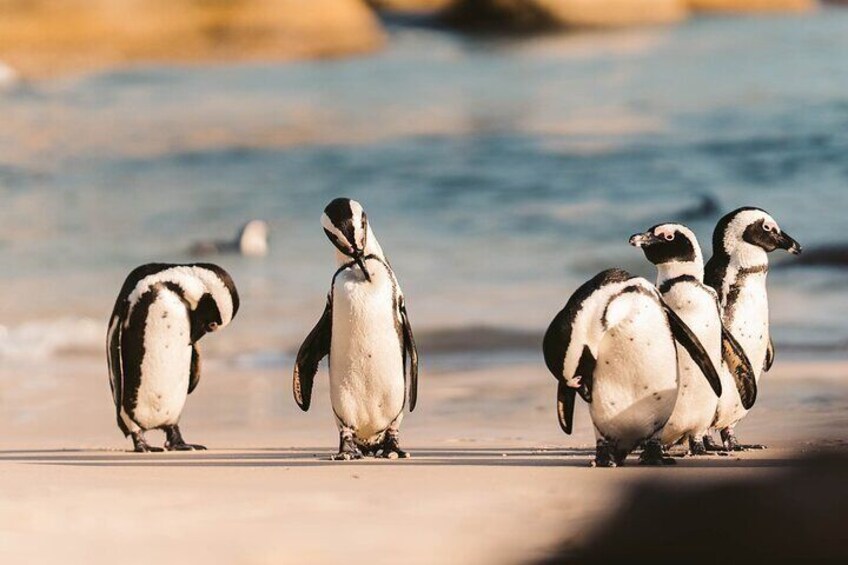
[
  {"x1": 728, "y1": 243, "x2": 768, "y2": 270},
  {"x1": 655, "y1": 260, "x2": 704, "y2": 286},
  {"x1": 334, "y1": 225, "x2": 385, "y2": 267}
]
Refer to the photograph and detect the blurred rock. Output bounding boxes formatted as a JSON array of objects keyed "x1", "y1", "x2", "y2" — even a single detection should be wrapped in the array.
[
  {"x1": 443, "y1": 0, "x2": 690, "y2": 31},
  {"x1": 368, "y1": 0, "x2": 456, "y2": 12},
  {"x1": 688, "y1": 0, "x2": 815, "y2": 12},
  {"x1": 0, "y1": 0, "x2": 385, "y2": 78},
  {"x1": 0, "y1": 60, "x2": 19, "y2": 90}
]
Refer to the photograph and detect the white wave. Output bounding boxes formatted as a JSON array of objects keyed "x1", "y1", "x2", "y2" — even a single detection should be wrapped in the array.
[{"x1": 0, "y1": 318, "x2": 103, "y2": 359}]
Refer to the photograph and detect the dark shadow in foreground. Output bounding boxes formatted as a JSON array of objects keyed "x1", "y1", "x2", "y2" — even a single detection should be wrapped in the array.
[{"x1": 535, "y1": 449, "x2": 848, "y2": 564}]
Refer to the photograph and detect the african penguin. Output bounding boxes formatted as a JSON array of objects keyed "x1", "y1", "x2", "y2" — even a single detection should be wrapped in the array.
[
  {"x1": 293, "y1": 198, "x2": 418, "y2": 461},
  {"x1": 630, "y1": 224, "x2": 756, "y2": 455},
  {"x1": 543, "y1": 268, "x2": 722, "y2": 467},
  {"x1": 704, "y1": 207, "x2": 801, "y2": 451},
  {"x1": 190, "y1": 219, "x2": 269, "y2": 257},
  {"x1": 107, "y1": 263, "x2": 239, "y2": 452}
]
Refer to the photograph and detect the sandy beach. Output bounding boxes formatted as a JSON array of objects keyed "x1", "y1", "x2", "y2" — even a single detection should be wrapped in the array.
[{"x1": 1, "y1": 355, "x2": 845, "y2": 564}]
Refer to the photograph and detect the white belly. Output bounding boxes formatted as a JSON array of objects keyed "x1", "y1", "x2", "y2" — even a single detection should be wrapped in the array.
[
  {"x1": 660, "y1": 286, "x2": 722, "y2": 446},
  {"x1": 132, "y1": 292, "x2": 192, "y2": 430},
  {"x1": 726, "y1": 275, "x2": 769, "y2": 383},
  {"x1": 330, "y1": 263, "x2": 405, "y2": 444},
  {"x1": 590, "y1": 298, "x2": 678, "y2": 453}
]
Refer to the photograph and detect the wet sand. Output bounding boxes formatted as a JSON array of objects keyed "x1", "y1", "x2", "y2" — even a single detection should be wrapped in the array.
[{"x1": 0, "y1": 356, "x2": 845, "y2": 563}]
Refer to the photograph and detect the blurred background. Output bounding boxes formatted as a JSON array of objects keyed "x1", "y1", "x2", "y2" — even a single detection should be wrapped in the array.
[{"x1": 1, "y1": 0, "x2": 847, "y2": 371}]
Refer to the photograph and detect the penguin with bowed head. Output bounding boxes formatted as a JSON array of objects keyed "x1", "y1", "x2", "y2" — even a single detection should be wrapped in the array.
[
  {"x1": 293, "y1": 198, "x2": 418, "y2": 461},
  {"x1": 630, "y1": 223, "x2": 756, "y2": 455},
  {"x1": 543, "y1": 268, "x2": 722, "y2": 466},
  {"x1": 107, "y1": 263, "x2": 239, "y2": 452},
  {"x1": 704, "y1": 207, "x2": 801, "y2": 451}
]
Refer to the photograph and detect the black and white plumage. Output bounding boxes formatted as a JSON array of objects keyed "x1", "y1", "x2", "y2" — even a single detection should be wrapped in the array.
[
  {"x1": 293, "y1": 198, "x2": 418, "y2": 461},
  {"x1": 543, "y1": 268, "x2": 722, "y2": 467},
  {"x1": 107, "y1": 263, "x2": 239, "y2": 452},
  {"x1": 630, "y1": 223, "x2": 756, "y2": 455},
  {"x1": 704, "y1": 207, "x2": 801, "y2": 450}
]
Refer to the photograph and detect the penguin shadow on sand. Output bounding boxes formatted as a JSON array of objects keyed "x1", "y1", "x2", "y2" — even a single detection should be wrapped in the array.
[{"x1": 0, "y1": 447, "x2": 796, "y2": 469}]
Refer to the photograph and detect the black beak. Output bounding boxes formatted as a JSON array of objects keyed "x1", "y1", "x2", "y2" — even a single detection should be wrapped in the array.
[
  {"x1": 629, "y1": 232, "x2": 660, "y2": 247},
  {"x1": 354, "y1": 255, "x2": 371, "y2": 282},
  {"x1": 777, "y1": 231, "x2": 802, "y2": 255}
]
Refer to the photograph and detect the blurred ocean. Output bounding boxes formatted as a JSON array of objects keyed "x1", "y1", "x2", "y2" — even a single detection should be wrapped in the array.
[{"x1": 0, "y1": 11, "x2": 847, "y2": 365}]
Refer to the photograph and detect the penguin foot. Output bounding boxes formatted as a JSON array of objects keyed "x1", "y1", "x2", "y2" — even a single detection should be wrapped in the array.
[
  {"x1": 687, "y1": 436, "x2": 708, "y2": 456},
  {"x1": 703, "y1": 434, "x2": 726, "y2": 452},
  {"x1": 333, "y1": 430, "x2": 363, "y2": 461},
  {"x1": 162, "y1": 425, "x2": 206, "y2": 451},
  {"x1": 639, "y1": 440, "x2": 675, "y2": 466},
  {"x1": 719, "y1": 428, "x2": 764, "y2": 451},
  {"x1": 131, "y1": 432, "x2": 164, "y2": 453},
  {"x1": 377, "y1": 433, "x2": 410, "y2": 460},
  {"x1": 592, "y1": 439, "x2": 618, "y2": 468}
]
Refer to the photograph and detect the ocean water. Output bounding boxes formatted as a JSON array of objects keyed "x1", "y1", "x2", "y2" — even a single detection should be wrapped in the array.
[{"x1": 1, "y1": 10, "x2": 847, "y2": 363}]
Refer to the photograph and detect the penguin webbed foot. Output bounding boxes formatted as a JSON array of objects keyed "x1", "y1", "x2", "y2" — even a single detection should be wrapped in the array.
[
  {"x1": 163, "y1": 425, "x2": 207, "y2": 451},
  {"x1": 687, "y1": 436, "x2": 709, "y2": 456},
  {"x1": 332, "y1": 431, "x2": 364, "y2": 461},
  {"x1": 131, "y1": 432, "x2": 164, "y2": 453},
  {"x1": 591, "y1": 439, "x2": 619, "y2": 468},
  {"x1": 639, "y1": 439, "x2": 676, "y2": 466},
  {"x1": 720, "y1": 428, "x2": 766, "y2": 452},
  {"x1": 377, "y1": 432, "x2": 410, "y2": 460}
]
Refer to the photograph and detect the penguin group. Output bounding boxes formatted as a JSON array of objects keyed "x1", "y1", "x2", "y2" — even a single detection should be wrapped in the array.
[{"x1": 107, "y1": 200, "x2": 800, "y2": 465}]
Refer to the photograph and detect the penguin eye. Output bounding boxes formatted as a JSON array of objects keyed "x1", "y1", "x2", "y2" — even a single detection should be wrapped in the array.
[
  {"x1": 763, "y1": 223, "x2": 775, "y2": 233},
  {"x1": 663, "y1": 232, "x2": 675, "y2": 241}
]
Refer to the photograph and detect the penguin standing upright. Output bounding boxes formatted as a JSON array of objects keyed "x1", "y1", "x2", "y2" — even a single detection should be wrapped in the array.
[
  {"x1": 704, "y1": 207, "x2": 801, "y2": 450},
  {"x1": 543, "y1": 268, "x2": 722, "y2": 466},
  {"x1": 107, "y1": 263, "x2": 239, "y2": 452},
  {"x1": 630, "y1": 224, "x2": 756, "y2": 455},
  {"x1": 293, "y1": 198, "x2": 418, "y2": 460}
]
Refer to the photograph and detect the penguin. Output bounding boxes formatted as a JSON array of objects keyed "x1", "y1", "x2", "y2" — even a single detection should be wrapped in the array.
[
  {"x1": 630, "y1": 223, "x2": 756, "y2": 455},
  {"x1": 190, "y1": 220, "x2": 269, "y2": 257},
  {"x1": 704, "y1": 207, "x2": 802, "y2": 451},
  {"x1": 293, "y1": 198, "x2": 418, "y2": 461},
  {"x1": 542, "y1": 268, "x2": 722, "y2": 467},
  {"x1": 107, "y1": 263, "x2": 239, "y2": 452}
]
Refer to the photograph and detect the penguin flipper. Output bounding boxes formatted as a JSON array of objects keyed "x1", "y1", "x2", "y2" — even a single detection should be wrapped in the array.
[
  {"x1": 764, "y1": 336, "x2": 775, "y2": 373},
  {"x1": 721, "y1": 325, "x2": 757, "y2": 409},
  {"x1": 188, "y1": 343, "x2": 202, "y2": 394},
  {"x1": 107, "y1": 314, "x2": 123, "y2": 409},
  {"x1": 293, "y1": 296, "x2": 332, "y2": 411},
  {"x1": 557, "y1": 380, "x2": 576, "y2": 434},
  {"x1": 400, "y1": 299, "x2": 419, "y2": 412},
  {"x1": 663, "y1": 303, "x2": 722, "y2": 397}
]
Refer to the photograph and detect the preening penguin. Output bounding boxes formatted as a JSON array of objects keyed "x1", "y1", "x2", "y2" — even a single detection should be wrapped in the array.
[
  {"x1": 543, "y1": 269, "x2": 722, "y2": 467},
  {"x1": 630, "y1": 224, "x2": 756, "y2": 455},
  {"x1": 293, "y1": 198, "x2": 418, "y2": 461},
  {"x1": 107, "y1": 263, "x2": 239, "y2": 452},
  {"x1": 704, "y1": 207, "x2": 801, "y2": 450}
]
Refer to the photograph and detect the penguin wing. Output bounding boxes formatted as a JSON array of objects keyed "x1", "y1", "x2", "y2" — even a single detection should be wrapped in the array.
[
  {"x1": 293, "y1": 296, "x2": 332, "y2": 411},
  {"x1": 107, "y1": 314, "x2": 123, "y2": 408},
  {"x1": 764, "y1": 336, "x2": 775, "y2": 373},
  {"x1": 557, "y1": 380, "x2": 576, "y2": 435},
  {"x1": 400, "y1": 298, "x2": 419, "y2": 412},
  {"x1": 721, "y1": 325, "x2": 758, "y2": 409},
  {"x1": 663, "y1": 303, "x2": 723, "y2": 396},
  {"x1": 188, "y1": 343, "x2": 202, "y2": 394}
]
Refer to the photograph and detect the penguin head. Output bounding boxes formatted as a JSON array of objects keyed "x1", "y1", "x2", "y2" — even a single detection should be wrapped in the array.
[
  {"x1": 629, "y1": 223, "x2": 701, "y2": 265},
  {"x1": 191, "y1": 293, "x2": 223, "y2": 342},
  {"x1": 714, "y1": 207, "x2": 802, "y2": 258},
  {"x1": 321, "y1": 198, "x2": 372, "y2": 282}
]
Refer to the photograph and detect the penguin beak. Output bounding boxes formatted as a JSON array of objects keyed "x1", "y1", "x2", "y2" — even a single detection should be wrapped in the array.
[
  {"x1": 629, "y1": 232, "x2": 661, "y2": 247},
  {"x1": 776, "y1": 231, "x2": 802, "y2": 255},
  {"x1": 354, "y1": 254, "x2": 371, "y2": 282}
]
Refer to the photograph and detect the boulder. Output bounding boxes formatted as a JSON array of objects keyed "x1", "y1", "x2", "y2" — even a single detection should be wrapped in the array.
[{"x1": 0, "y1": 0, "x2": 385, "y2": 78}]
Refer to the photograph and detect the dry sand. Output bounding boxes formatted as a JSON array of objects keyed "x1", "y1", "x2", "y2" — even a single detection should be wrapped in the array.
[{"x1": 0, "y1": 354, "x2": 845, "y2": 564}]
